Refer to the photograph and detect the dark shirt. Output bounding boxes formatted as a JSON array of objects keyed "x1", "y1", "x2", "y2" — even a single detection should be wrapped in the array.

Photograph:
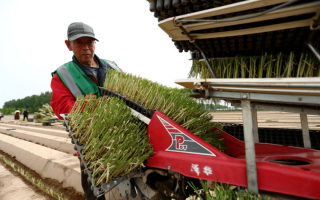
[
  {"x1": 76, "y1": 59, "x2": 99, "y2": 81},
  {"x1": 23, "y1": 110, "x2": 28, "y2": 116},
  {"x1": 72, "y1": 55, "x2": 111, "y2": 87}
]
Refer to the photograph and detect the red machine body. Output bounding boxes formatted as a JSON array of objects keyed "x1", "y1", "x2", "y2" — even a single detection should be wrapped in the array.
[{"x1": 147, "y1": 111, "x2": 320, "y2": 199}]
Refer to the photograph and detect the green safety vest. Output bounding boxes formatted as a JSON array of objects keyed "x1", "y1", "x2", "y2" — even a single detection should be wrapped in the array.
[{"x1": 54, "y1": 59, "x2": 120, "y2": 99}]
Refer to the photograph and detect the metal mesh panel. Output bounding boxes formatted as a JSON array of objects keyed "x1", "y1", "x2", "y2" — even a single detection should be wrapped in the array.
[{"x1": 221, "y1": 123, "x2": 320, "y2": 150}]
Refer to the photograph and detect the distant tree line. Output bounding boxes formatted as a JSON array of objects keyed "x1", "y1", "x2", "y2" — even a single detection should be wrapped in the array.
[{"x1": 0, "y1": 91, "x2": 52, "y2": 115}]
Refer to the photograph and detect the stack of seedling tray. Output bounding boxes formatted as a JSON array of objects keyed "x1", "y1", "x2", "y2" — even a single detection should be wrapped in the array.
[
  {"x1": 147, "y1": 0, "x2": 320, "y2": 57},
  {"x1": 149, "y1": 0, "x2": 247, "y2": 22}
]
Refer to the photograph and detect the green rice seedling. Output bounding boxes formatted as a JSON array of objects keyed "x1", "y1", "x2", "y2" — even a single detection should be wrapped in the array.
[
  {"x1": 104, "y1": 70, "x2": 225, "y2": 151},
  {"x1": 240, "y1": 56, "x2": 247, "y2": 78},
  {"x1": 188, "y1": 180, "x2": 274, "y2": 200},
  {"x1": 227, "y1": 58, "x2": 234, "y2": 78},
  {"x1": 234, "y1": 56, "x2": 240, "y2": 78},
  {"x1": 306, "y1": 54, "x2": 316, "y2": 77},
  {"x1": 69, "y1": 96, "x2": 153, "y2": 185},
  {"x1": 283, "y1": 52, "x2": 294, "y2": 77},
  {"x1": 0, "y1": 154, "x2": 68, "y2": 200},
  {"x1": 258, "y1": 53, "x2": 267, "y2": 78},
  {"x1": 217, "y1": 59, "x2": 223, "y2": 78},
  {"x1": 189, "y1": 52, "x2": 319, "y2": 79},
  {"x1": 275, "y1": 52, "x2": 283, "y2": 78},
  {"x1": 265, "y1": 54, "x2": 274, "y2": 78},
  {"x1": 296, "y1": 53, "x2": 304, "y2": 77},
  {"x1": 300, "y1": 53, "x2": 308, "y2": 77},
  {"x1": 249, "y1": 56, "x2": 257, "y2": 78}
]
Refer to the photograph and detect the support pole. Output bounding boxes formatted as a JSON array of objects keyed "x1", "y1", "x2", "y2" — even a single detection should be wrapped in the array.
[
  {"x1": 176, "y1": 25, "x2": 216, "y2": 78},
  {"x1": 306, "y1": 43, "x2": 320, "y2": 62},
  {"x1": 300, "y1": 113, "x2": 311, "y2": 148},
  {"x1": 241, "y1": 100, "x2": 259, "y2": 195},
  {"x1": 252, "y1": 108, "x2": 259, "y2": 143}
]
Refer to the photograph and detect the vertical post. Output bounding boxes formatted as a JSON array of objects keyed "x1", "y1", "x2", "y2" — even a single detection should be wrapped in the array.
[
  {"x1": 300, "y1": 113, "x2": 311, "y2": 148},
  {"x1": 241, "y1": 100, "x2": 259, "y2": 194},
  {"x1": 252, "y1": 108, "x2": 259, "y2": 143}
]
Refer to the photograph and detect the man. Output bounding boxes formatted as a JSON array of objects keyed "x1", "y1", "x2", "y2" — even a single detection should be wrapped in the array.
[
  {"x1": 51, "y1": 22, "x2": 120, "y2": 200},
  {"x1": 23, "y1": 108, "x2": 29, "y2": 121},
  {"x1": 0, "y1": 111, "x2": 3, "y2": 121},
  {"x1": 51, "y1": 22, "x2": 121, "y2": 121}
]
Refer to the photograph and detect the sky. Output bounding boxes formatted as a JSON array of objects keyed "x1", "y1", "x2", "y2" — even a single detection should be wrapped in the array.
[{"x1": 0, "y1": 0, "x2": 192, "y2": 109}]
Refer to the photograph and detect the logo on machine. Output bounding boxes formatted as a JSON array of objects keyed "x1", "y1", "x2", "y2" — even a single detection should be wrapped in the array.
[
  {"x1": 157, "y1": 115, "x2": 216, "y2": 156},
  {"x1": 176, "y1": 135, "x2": 187, "y2": 150}
]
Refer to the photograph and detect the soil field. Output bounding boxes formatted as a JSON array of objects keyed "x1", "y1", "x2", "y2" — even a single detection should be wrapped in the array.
[
  {"x1": 0, "y1": 111, "x2": 319, "y2": 199},
  {"x1": 0, "y1": 117, "x2": 84, "y2": 200}
]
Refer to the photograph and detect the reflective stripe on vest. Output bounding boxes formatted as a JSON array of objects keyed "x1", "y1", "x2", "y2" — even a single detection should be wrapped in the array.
[
  {"x1": 102, "y1": 59, "x2": 122, "y2": 72},
  {"x1": 56, "y1": 64, "x2": 84, "y2": 99}
]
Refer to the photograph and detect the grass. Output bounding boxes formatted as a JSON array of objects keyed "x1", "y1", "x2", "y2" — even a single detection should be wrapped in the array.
[{"x1": 190, "y1": 52, "x2": 320, "y2": 79}]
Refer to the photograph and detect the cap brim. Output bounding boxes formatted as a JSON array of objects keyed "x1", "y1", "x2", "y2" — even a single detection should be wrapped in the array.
[{"x1": 69, "y1": 34, "x2": 99, "y2": 42}]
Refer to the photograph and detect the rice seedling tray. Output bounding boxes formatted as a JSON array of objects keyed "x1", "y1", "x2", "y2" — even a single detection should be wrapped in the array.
[
  {"x1": 99, "y1": 87, "x2": 156, "y2": 119},
  {"x1": 68, "y1": 129, "x2": 145, "y2": 197},
  {"x1": 147, "y1": 0, "x2": 320, "y2": 58}
]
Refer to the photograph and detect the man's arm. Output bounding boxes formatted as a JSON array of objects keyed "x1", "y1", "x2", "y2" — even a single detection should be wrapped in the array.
[{"x1": 50, "y1": 74, "x2": 76, "y2": 120}]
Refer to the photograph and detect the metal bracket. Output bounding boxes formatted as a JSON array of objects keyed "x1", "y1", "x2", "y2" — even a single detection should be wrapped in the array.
[
  {"x1": 241, "y1": 93, "x2": 250, "y2": 99},
  {"x1": 118, "y1": 179, "x2": 136, "y2": 198},
  {"x1": 310, "y1": 19, "x2": 320, "y2": 30}
]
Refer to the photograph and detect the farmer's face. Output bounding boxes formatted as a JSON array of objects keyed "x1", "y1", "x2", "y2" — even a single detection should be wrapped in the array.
[{"x1": 65, "y1": 37, "x2": 96, "y2": 65}]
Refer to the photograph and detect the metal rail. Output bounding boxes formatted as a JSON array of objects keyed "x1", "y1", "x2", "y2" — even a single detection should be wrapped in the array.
[
  {"x1": 175, "y1": 0, "x2": 300, "y2": 23},
  {"x1": 176, "y1": 25, "x2": 216, "y2": 78}
]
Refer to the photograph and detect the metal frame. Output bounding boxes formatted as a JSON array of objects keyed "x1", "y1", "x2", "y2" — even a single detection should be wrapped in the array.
[
  {"x1": 158, "y1": 1, "x2": 320, "y2": 41},
  {"x1": 205, "y1": 89, "x2": 320, "y2": 194}
]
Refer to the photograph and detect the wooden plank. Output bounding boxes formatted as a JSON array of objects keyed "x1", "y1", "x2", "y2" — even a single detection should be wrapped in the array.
[
  {"x1": 171, "y1": 19, "x2": 312, "y2": 40},
  {"x1": 175, "y1": 77, "x2": 320, "y2": 84},
  {"x1": 158, "y1": 0, "x2": 290, "y2": 37},
  {"x1": 207, "y1": 87, "x2": 320, "y2": 96},
  {"x1": 179, "y1": 2, "x2": 320, "y2": 33},
  {"x1": 175, "y1": 78, "x2": 320, "y2": 95},
  {"x1": 175, "y1": 0, "x2": 290, "y2": 21},
  {"x1": 176, "y1": 85, "x2": 320, "y2": 95}
]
